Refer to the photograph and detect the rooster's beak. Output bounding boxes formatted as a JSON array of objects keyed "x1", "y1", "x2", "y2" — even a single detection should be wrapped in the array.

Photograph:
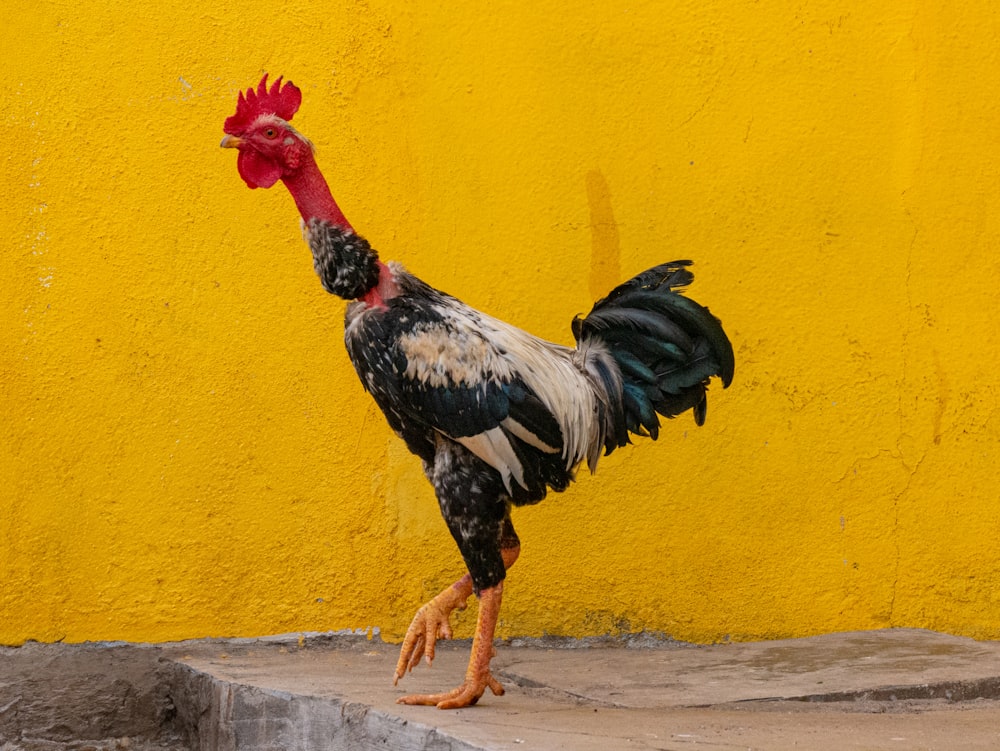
[{"x1": 220, "y1": 135, "x2": 242, "y2": 149}]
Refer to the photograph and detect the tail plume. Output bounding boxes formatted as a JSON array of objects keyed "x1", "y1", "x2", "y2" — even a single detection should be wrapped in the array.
[{"x1": 573, "y1": 261, "x2": 734, "y2": 456}]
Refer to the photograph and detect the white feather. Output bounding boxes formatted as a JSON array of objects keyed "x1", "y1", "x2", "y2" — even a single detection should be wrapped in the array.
[
  {"x1": 501, "y1": 416, "x2": 560, "y2": 454},
  {"x1": 434, "y1": 303, "x2": 604, "y2": 476},
  {"x1": 456, "y1": 427, "x2": 524, "y2": 495}
]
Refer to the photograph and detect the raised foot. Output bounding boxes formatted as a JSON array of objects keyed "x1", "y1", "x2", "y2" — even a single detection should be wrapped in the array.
[
  {"x1": 397, "y1": 671, "x2": 505, "y2": 709},
  {"x1": 393, "y1": 579, "x2": 472, "y2": 684}
]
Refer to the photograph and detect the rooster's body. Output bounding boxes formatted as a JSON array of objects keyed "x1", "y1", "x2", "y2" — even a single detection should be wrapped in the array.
[{"x1": 222, "y1": 76, "x2": 735, "y2": 709}]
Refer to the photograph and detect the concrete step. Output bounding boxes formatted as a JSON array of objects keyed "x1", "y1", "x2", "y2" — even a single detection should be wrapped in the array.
[{"x1": 4, "y1": 629, "x2": 1000, "y2": 750}]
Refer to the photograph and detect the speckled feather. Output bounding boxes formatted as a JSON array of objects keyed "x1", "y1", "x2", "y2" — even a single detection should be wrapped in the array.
[{"x1": 303, "y1": 219, "x2": 381, "y2": 299}]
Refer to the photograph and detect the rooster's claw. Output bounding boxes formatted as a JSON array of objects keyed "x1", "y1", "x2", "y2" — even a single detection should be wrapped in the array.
[{"x1": 393, "y1": 579, "x2": 472, "y2": 683}]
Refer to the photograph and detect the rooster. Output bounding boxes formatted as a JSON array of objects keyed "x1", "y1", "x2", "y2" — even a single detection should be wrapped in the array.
[{"x1": 221, "y1": 75, "x2": 735, "y2": 709}]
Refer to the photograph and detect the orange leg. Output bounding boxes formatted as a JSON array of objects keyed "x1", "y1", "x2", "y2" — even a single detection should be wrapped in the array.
[
  {"x1": 394, "y1": 545, "x2": 519, "y2": 705},
  {"x1": 397, "y1": 581, "x2": 506, "y2": 708}
]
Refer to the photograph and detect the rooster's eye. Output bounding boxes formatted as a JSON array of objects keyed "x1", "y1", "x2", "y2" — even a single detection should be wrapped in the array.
[{"x1": 263, "y1": 127, "x2": 278, "y2": 139}]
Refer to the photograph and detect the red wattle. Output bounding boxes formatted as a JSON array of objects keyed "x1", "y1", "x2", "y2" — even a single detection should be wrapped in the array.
[{"x1": 237, "y1": 151, "x2": 282, "y2": 189}]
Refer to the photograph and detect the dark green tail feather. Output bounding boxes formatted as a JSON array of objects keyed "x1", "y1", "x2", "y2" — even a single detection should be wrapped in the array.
[{"x1": 574, "y1": 261, "x2": 734, "y2": 452}]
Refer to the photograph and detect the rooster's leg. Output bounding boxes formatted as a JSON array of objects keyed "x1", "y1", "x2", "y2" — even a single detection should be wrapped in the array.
[
  {"x1": 397, "y1": 581, "x2": 506, "y2": 708},
  {"x1": 393, "y1": 542, "x2": 519, "y2": 683}
]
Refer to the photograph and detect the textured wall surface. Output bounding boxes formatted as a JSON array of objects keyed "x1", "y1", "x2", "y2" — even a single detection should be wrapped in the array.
[{"x1": 3, "y1": 0, "x2": 999, "y2": 645}]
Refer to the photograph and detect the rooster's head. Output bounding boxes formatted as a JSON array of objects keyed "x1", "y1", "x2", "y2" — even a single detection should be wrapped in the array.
[{"x1": 221, "y1": 74, "x2": 312, "y2": 189}]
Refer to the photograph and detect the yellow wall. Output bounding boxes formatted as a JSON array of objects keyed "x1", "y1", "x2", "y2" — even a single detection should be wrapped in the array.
[{"x1": 4, "y1": 0, "x2": 1000, "y2": 646}]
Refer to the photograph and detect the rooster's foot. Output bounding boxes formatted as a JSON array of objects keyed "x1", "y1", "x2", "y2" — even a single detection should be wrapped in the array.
[
  {"x1": 397, "y1": 670, "x2": 505, "y2": 709},
  {"x1": 393, "y1": 577, "x2": 472, "y2": 683},
  {"x1": 395, "y1": 581, "x2": 505, "y2": 709}
]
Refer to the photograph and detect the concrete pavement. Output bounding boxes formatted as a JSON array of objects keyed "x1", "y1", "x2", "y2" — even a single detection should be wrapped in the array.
[{"x1": 4, "y1": 629, "x2": 1000, "y2": 750}]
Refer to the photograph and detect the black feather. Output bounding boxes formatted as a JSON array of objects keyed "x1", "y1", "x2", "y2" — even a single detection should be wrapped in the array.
[
  {"x1": 613, "y1": 289, "x2": 734, "y2": 388},
  {"x1": 694, "y1": 397, "x2": 707, "y2": 426},
  {"x1": 604, "y1": 331, "x2": 687, "y2": 365},
  {"x1": 575, "y1": 260, "x2": 734, "y2": 444},
  {"x1": 614, "y1": 349, "x2": 658, "y2": 385},
  {"x1": 505, "y1": 384, "x2": 564, "y2": 453},
  {"x1": 580, "y1": 308, "x2": 694, "y2": 352},
  {"x1": 596, "y1": 261, "x2": 695, "y2": 306},
  {"x1": 585, "y1": 351, "x2": 628, "y2": 451},
  {"x1": 622, "y1": 382, "x2": 660, "y2": 439}
]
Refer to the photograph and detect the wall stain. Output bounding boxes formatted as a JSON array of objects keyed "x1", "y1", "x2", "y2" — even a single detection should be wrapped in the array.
[{"x1": 586, "y1": 170, "x2": 621, "y2": 300}]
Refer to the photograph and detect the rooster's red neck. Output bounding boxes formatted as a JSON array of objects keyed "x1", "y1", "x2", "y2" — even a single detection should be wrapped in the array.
[{"x1": 281, "y1": 156, "x2": 352, "y2": 231}]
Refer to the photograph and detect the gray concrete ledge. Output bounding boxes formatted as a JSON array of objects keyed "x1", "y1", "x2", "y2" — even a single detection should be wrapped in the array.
[{"x1": 3, "y1": 629, "x2": 1000, "y2": 750}]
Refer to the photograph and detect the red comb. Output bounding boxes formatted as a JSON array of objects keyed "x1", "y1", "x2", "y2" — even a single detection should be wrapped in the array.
[{"x1": 224, "y1": 74, "x2": 302, "y2": 135}]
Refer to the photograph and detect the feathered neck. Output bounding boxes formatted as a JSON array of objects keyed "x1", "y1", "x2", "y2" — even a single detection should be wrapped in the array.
[{"x1": 285, "y1": 151, "x2": 398, "y2": 307}]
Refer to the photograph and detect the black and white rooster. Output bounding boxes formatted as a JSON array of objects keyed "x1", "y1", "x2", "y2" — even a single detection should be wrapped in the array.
[{"x1": 221, "y1": 75, "x2": 735, "y2": 709}]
